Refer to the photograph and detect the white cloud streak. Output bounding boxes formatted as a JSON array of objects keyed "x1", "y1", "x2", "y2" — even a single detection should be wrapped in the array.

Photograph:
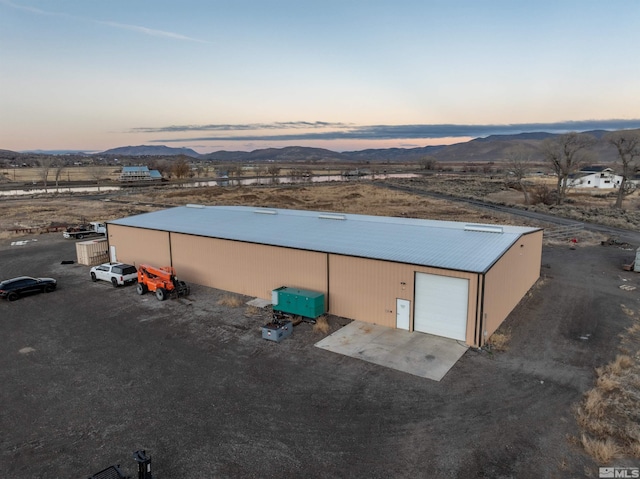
[
  {"x1": 0, "y1": 0, "x2": 66, "y2": 16},
  {"x1": 143, "y1": 119, "x2": 640, "y2": 143},
  {"x1": 97, "y1": 20, "x2": 209, "y2": 43},
  {"x1": 1, "y1": 0, "x2": 209, "y2": 43}
]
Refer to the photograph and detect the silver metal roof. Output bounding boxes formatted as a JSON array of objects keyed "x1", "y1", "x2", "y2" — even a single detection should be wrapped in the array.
[{"x1": 109, "y1": 205, "x2": 541, "y2": 273}]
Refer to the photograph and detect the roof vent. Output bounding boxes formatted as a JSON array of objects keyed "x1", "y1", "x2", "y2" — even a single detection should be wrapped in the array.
[
  {"x1": 318, "y1": 214, "x2": 346, "y2": 221},
  {"x1": 186, "y1": 204, "x2": 205, "y2": 209},
  {"x1": 464, "y1": 224, "x2": 504, "y2": 233},
  {"x1": 254, "y1": 209, "x2": 278, "y2": 215}
]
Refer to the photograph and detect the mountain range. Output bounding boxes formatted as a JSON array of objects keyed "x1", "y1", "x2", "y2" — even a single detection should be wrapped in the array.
[
  {"x1": 99, "y1": 130, "x2": 624, "y2": 164},
  {"x1": 3, "y1": 129, "x2": 635, "y2": 164}
]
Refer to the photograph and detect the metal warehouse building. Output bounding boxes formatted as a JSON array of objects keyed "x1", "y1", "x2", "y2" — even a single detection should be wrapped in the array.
[{"x1": 107, "y1": 205, "x2": 543, "y2": 347}]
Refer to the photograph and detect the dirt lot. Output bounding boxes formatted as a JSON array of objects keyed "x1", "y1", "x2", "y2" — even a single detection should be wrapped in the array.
[{"x1": 1, "y1": 219, "x2": 639, "y2": 477}]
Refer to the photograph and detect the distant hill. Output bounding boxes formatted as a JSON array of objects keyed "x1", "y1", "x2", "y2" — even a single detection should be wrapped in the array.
[
  {"x1": 4, "y1": 128, "x2": 639, "y2": 165},
  {"x1": 197, "y1": 130, "x2": 630, "y2": 164},
  {"x1": 427, "y1": 129, "x2": 640, "y2": 164},
  {"x1": 0, "y1": 149, "x2": 21, "y2": 159},
  {"x1": 202, "y1": 145, "x2": 446, "y2": 163},
  {"x1": 22, "y1": 149, "x2": 97, "y2": 155},
  {"x1": 202, "y1": 146, "x2": 347, "y2": 162},
  {"x1": 342, "y1": 145, "x2": 445, "y2": 162},
  {"x1": 99, "y1": 145, "x2": 201, "y2": 157},
  {"x1": 473, "y1": 132, "x2": 556, "y2": 142},
  {"x1": 429, "y1": 137, "x2": 545, "y2": 163}
]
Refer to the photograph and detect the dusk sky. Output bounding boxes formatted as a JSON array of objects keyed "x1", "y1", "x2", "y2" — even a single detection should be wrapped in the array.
[{"x1": 1, "y1": 0, "x2": 640, "y2": 153}]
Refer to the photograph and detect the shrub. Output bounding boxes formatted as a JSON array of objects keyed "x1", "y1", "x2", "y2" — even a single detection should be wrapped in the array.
[
  {"x1": 487, "y1": 330, "x2": 511, "y2": 352},
  {"x1": 582, "y1": 389, "x2": 606, "y2": 419},
  {"x1": 609, "y1": 355, "x2": 633, "y2": 374},
  {"x1": 529, "y1": 184, "x2": 557, "y2": 205},
  {"x1": 581, "y1": 435, "x2": 620, "y2": 464},
  {"x1": 217, "y1": 294, "x2": 243, "y2": 308},
  {"x1": 313, "y1": 315, "x2": 330, "y2": 334}
]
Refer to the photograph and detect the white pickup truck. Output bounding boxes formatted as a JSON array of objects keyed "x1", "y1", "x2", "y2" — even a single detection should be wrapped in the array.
[
  {"x1": 63, "y1": 222, "x2": 106, "y2": 239},
  {"x1": 90, "y1": 263, "x2": 138, "y2": 288}
]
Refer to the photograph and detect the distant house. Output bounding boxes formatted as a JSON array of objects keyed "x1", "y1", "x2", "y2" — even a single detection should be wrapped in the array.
[
  {"x1": 568, "y1": 167, "x2": 622, "y2": 189},
  {"x1": 119, "y1": 166, "x2": 162, "y2": 182}
]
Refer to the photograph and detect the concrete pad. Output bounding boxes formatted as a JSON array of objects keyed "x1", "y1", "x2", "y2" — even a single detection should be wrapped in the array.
[
  {"x1": 247, "y1": 297, "x2": 272, "y2": 308},
  {"x1": 315, "y1": 321, "x2": 468, "y2": 381}
]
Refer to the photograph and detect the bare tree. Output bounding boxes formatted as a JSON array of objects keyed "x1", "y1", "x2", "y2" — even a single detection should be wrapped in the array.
[
  {"x1": 504, "y1": 146, "x2": 533, "y2": 205},
  {"x1": 288, "y1": 168, "x2": 304, "y2": 183},
  {"x1": 419, "y1": 156, "x2": 438, "y2": 170},
  {"x1": 540, "y1": 132, "x2": 596, "y2": 205},
  {"x1": 89, "y1": 165, "x2": 109, "y2": 192},
  {"x1": 53, "y1": 159, "x2": 65, "y2": 189},
  {"x1": 369, "y1": 164, "x2": 381, "y2": 180},
  {"x1": 254, "y1": 165, "x2": 267, "y2": 184},
  {"x1": 38, "y1": 157, "x2": 54, "y2": 191},
  {"x1": 227, "y1": 165, "x2": 242, "y2": 178},
  {"x1": 606, "y1": 130, "x2": 640, "y2": 209},
  {"x1": 172, "y1": 156, "x2": 191, "y2": 179},
  {"x1": 150, "y1": 159, "x2": 171, "y2": 178},
  {"x1": 266, "y1": 164, "x2": 281, "y2": 178}
]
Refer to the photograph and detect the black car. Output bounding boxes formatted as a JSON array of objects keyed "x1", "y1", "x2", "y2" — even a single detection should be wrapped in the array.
[{"x1": 0, "y1": 276, "x2": 57, "y2": 301}]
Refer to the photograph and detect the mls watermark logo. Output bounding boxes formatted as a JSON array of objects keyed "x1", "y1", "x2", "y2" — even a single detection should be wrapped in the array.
[{"x1": 599, "y1": 467, "x2": 640, "y2": 478}]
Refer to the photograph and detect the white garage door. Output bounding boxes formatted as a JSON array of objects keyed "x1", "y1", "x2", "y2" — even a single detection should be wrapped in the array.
[{"x1": 414, "y1": 273, "x2": 469, "y2": 341}]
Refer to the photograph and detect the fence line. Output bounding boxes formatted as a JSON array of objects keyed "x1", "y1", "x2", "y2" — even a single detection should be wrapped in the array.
[{"x1": 544, "y1": 223, "x2": 584, "y2": 240}]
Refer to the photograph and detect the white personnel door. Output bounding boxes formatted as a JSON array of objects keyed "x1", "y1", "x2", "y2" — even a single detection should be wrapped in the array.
[{"x1": 396, "y1": 299, "x2": 410, "y2": 330}]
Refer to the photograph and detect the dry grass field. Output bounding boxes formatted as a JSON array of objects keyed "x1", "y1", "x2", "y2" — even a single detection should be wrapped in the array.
[
  {"x1": 574, "y1": 304, "x2": 640, "y2": 463},
  {"x1": 0, "y1": 198, "x2": 157, "y2": 239},
  {"x1": 0, "y1": 182, "x2": 542, "y2": 239},
  {"x1": 0, "y1": 165, "x2": 122, "y2": 183},
  {"x1": 4, "y1": 165, "x2": 639, "y2": 230},
  {"x1": 4, "y1": 170, "x2": 636, "y2": 247}
]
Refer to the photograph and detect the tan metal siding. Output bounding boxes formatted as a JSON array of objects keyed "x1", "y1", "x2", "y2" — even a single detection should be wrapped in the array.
[
  {"x1": 170, "y1": 234, "x2": 327, "y2": 300},
  {"x1": 328, "y1": 255, "x2": 411, "y2": 329},
  {"x1": 328, "y1": 254, "x2": 478, "y2": 344},
  {"x1": 107, "y1": 225, "x2": 171, "y2": 266},
  {"x1": 483, "y1": 230, "x2": 543, "y2": 341}
]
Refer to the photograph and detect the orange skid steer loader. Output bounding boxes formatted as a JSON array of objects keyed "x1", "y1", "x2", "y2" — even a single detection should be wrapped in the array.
[{"x1": 136, "y1": 264, "x2": 190, "y2": 301}]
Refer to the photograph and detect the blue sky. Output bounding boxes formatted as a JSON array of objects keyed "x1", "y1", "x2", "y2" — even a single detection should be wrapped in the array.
[{"x1": 1, "y1": 0, "x2": 639, "y2": 153}]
